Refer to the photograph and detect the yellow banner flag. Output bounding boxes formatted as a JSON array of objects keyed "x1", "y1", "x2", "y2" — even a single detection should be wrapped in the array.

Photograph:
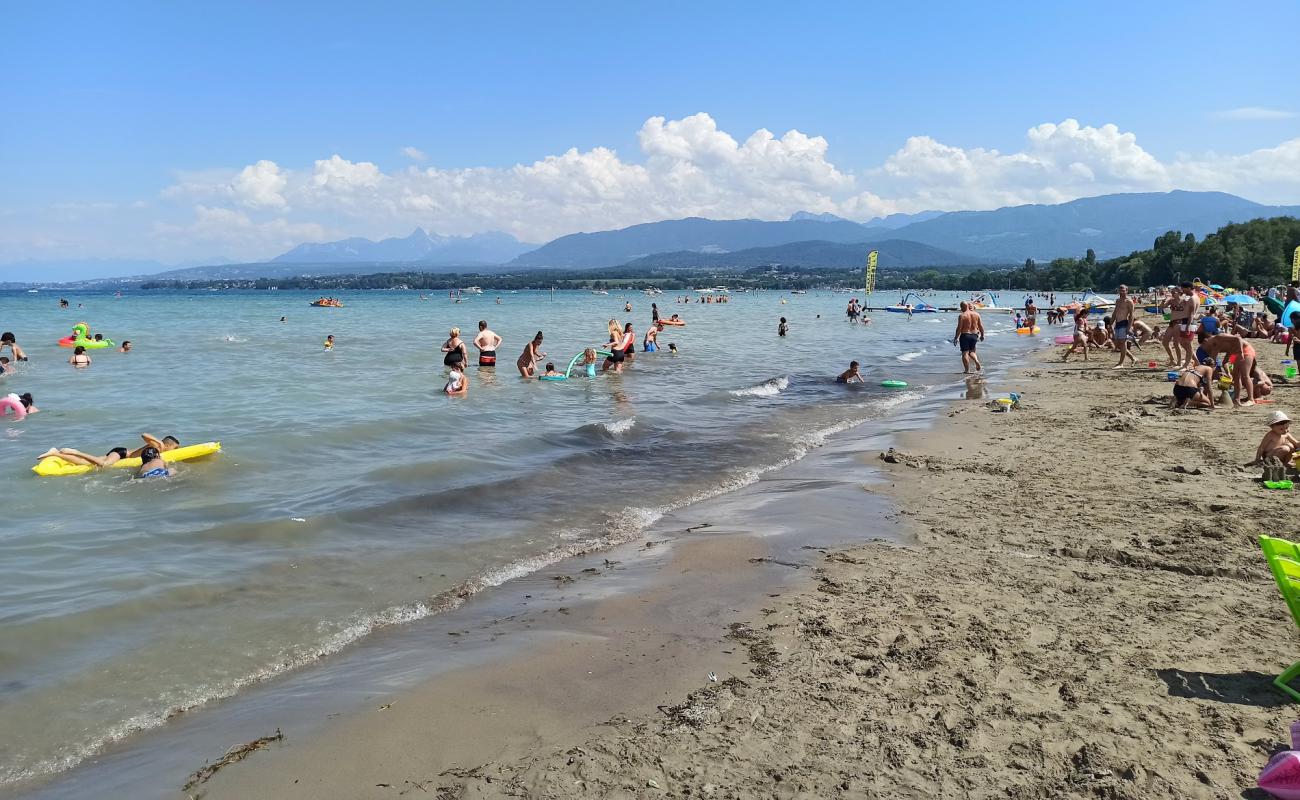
[
  {"x1": 1293, "y1": 245, "x2": 1300, "y2": 283},
  {"x1": 865, "y1": 250, "x2": 878, "y2": 295}
]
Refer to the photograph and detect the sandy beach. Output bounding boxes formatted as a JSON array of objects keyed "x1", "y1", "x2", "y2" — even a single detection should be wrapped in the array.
[{"x1": 181, "y1": 344, "x2": 1300, "y2": 799}]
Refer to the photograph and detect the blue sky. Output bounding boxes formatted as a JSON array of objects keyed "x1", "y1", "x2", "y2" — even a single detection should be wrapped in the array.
[{"x1": 2, "y1": 0, "x2": 1298, "y2": 275}]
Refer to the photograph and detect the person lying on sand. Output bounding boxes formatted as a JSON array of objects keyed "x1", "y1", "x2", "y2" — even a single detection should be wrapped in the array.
[
  {"x1": 1254, "y1": 411, "x2": 1298, "y2": 464},
  {"x1": 39, "y1": 434, "x2": 180, "y2": 468}
]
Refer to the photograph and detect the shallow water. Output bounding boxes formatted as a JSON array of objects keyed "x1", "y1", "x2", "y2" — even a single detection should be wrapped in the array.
[{"x1": 0, "y1": 287, "x2": 1041, "y2": 786}]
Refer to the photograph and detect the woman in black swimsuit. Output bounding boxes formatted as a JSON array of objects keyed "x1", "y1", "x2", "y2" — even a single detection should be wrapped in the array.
[
  {"x1": 622, "y1": 322, "x2": 636, "y2": 363},
  {"x1": 441, "y1": 327, "x2": 467, "y2": 369}
]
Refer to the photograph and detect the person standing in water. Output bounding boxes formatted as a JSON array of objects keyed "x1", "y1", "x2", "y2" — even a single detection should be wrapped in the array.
[
  {"x1": 952, "y1": 301, "x2": 985, "y2": 374},
  {"x1": 474, "y1": 320, "x2": 502, "y2": 368},
  {"x1": 441, "y1": 327, "x2": 467, "y2": 370},
  {"x1": 651, "y1": 302, "x2": 660, "y2": 324},
  {"x1": 778, "y1": 317, "x2": 789, "y2": 337},
  {"x1": 517, "y1": 332, "x2": 545, "y2": 378}
]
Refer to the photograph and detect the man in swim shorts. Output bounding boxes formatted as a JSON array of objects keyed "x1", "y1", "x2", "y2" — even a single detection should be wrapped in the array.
[
  {"x1": 474, "y1": 320, "x2": 502, "y2": 367},
  {"x1": 1202, "y1": 332, "x2": 1257, "y2": 406},
  {"x1": 1110, "y1": 285, "x2": 1136, "y2": 368},
  {"x1": 39, "y1": 434, "x2": 181, "y2": 468},
  {"x1": 952, "y1": 301, "x2": 985, "y2": 374}
]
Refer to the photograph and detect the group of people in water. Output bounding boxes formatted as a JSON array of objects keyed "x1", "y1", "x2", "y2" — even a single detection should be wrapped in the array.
[{"x1": 435, "y1": 312, "x2": 683, "y2": 396}]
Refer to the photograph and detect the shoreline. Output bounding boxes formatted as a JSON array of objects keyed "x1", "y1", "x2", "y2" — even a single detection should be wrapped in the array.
[
  {"x1": 187, "y1": 343, "x2": 1300, "y2": 799},
  {"x1": 16, "y1": 351, "x2": 996, "y2": 799}
]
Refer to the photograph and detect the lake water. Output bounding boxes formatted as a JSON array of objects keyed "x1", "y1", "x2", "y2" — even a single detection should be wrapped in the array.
[{"x1": 0, "y1": 288, "x2": 1043, "y2": 788}]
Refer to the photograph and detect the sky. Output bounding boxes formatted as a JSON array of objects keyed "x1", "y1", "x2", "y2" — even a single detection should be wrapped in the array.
[{"x1": 2, "y1": 0, "x2": 1299, "y2": 277}]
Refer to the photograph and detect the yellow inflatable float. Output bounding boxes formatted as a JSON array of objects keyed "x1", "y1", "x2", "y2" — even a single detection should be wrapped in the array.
[{"x1": 32, "y1": 441, "x2": 222, "y2": 477}]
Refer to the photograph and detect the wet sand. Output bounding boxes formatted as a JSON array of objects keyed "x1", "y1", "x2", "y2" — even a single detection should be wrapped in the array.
[{"x1": 196, "y1": 348, "x2": 1299, "y2": 798}]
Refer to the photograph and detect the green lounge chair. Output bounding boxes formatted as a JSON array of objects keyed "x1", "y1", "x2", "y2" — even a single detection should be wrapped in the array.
[{"x1": 1259, "y1": 535, "x2": 1300, "y2": 702}]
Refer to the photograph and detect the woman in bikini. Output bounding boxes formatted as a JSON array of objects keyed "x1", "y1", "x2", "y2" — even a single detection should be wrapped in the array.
[{"x1": 517, "y1": 332, "x2": 545, "y2": 378}]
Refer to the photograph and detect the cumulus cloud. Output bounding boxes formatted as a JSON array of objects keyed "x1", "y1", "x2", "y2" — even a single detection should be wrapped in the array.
[
  {"x1": 401, "y1": 146, "x2": 428, "y2": 162},
  {"x1": 152, "y1": 205, "x2": 330, "y2": 258},
  {"x1": 1213, "y1": 107, "x2": 1297, "y2": 121},
  {"x1": 151, "y1": 113, "x2": 1300, "y2": 257},
  {"x1": 232, "y1": 160, "x2": 288, "y2": 209}
]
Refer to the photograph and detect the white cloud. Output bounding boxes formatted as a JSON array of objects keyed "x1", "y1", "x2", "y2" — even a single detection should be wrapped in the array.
[
  {"x1": 1213, "y1": 107, "x2": 1298, "y2": 121},
  {"x1": 401, "y1": 146, "x2": 428, "y2": 162},
  {"x1": 139, "y1": 114, "x2": 1300, "y2": 259},
  {"x1": 151, "y1": 205, "x2": 330, "y2": 259},
  {"x1": 232, "y1": 160, "x2": 288, "y2": 209}
]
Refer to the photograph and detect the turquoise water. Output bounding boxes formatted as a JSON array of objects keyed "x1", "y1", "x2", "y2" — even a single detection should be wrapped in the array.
[{"x1": 0, "y1": 288, "x2": 1037, "y2": 786}]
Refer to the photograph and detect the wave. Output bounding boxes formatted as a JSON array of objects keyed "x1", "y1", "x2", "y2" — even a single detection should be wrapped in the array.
[
  {"x1": 600, "y1": 417, "x2": 636, "y2": 435},
  {"x1": 729, "y1": 376, "x2": 789, "y2": 398},
  {"x1": 221, "y1": 334, "x2": 248, "y2": 343},
  {"x1": 6, "y1": 380, "x2": 935, "y2": 788},
  {"x1": 895, "y1": 349, "x2": 927, "y2": 363}
]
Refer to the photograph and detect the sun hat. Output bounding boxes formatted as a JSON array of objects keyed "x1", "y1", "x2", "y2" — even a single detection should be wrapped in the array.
[{"x1": 1270, "y1": 410, "x2": 1292, "y2": 426}]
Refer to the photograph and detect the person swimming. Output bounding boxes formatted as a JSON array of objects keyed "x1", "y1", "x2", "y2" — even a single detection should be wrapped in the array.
[
  {"x1": 836, "y1": 361, "x2": 863, "y2": 384},
  {"x1": 324, "y1": 334, "x2": 334, "y2": 351},
  {"x1": 135, "y1": 447, "x2": 176, "y2": 479},
  {"x1": 668, "y1": 343, "x2": 678, "y2": 354},
  {"x1": 119, "y1": 340, "x2": 132, "y2": 353},
  {"x1": 39, "y1": 434, "x2": 180, "y2": 468},
  {"x1": 1, "y1": 332, "x2": 28, "y2": 362},
  {"x1": 542, "y1": 362, "x2": 562, "y2": 377},
  {"x1": 69, "y1": 345, "x2": 91, "y2": 368},
  {"x1": 0, "y1": 392, "x2": 37, "y2": 420}
]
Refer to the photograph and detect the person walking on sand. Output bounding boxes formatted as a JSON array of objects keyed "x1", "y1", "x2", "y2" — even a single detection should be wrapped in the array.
[
  {"x1": 1062, "y1": 306, "x2": 1091, "y2": 362},
  {"x1": 473, "y1": 320, "x2": 502, "y2": 368},
  {"x1": 1111, "y1": 285, "x2": 1137, "y2": 368},
  {"x1": 952, "y1": 301, "x2": 985, "y2": 373}
]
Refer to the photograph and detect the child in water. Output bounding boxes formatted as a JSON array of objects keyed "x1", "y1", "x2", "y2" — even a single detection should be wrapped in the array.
[
  {"x1": 778, "y1": 317, "x2": 789, "y2": 337},
  {"x1": 324, "y1": 335, "x2": 334, "y2": 351},
  {"x1": 836, "y1": 361, "x2": 863, "y2": 384},
  {"x1": 581, "y1": 348, "x2": 598, "y2": 377},
  {"x1": 668, "y1": 343, "x2": 678, "y2": 354},
  {"x1": 444, "y1": 367, "x2": 468, "y2": 396},
  {"x1": 542, "y1": 362, "x2": 561, "y2": 378}
]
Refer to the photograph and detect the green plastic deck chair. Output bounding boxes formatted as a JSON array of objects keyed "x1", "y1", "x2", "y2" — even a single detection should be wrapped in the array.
[{"x1": 1259, "y1": 535, "x2": 1300, "y2": 702}]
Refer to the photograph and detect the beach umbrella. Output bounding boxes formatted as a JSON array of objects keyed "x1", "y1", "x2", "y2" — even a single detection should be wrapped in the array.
[
  {"x1": 1209, "y1": 283, "x2": 1224, "y2": 290},
  {"x1": 1223, "y1": 293, "x2": 1257, "y2": 304}
]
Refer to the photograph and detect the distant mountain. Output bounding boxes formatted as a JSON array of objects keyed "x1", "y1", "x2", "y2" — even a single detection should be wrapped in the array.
[
  {"x1": 788, "y1": 211, "x2": 854, "y2": 224},
  {"x1": 273, "y1": 228, "x2": 535, "y2": 265},
  {"x1": 884, "y1": 191, "x2": 1300, "y2": 261},
  {"x1": 511, "y1": 217, "x2": 882, "y2": 269},
  {"x1": 862, "y1": 210, "x2": 946, "y2": 229},
  {"x1": 621, "y1": 238, "x2": 989, "y2": 270},
  {"x1": 787, "y1": 209, "x2": 945, "y2": 228}
]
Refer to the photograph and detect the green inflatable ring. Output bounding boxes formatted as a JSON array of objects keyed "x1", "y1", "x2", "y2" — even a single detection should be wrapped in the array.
[{"x1": 880, "y1": 380, "x2": 908, "y2": 388}]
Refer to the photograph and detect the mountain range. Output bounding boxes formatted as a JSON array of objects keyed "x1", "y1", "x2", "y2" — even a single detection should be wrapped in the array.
[{"x1": 6, "y1": 191, "x2": 1299, "y2": 284}]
